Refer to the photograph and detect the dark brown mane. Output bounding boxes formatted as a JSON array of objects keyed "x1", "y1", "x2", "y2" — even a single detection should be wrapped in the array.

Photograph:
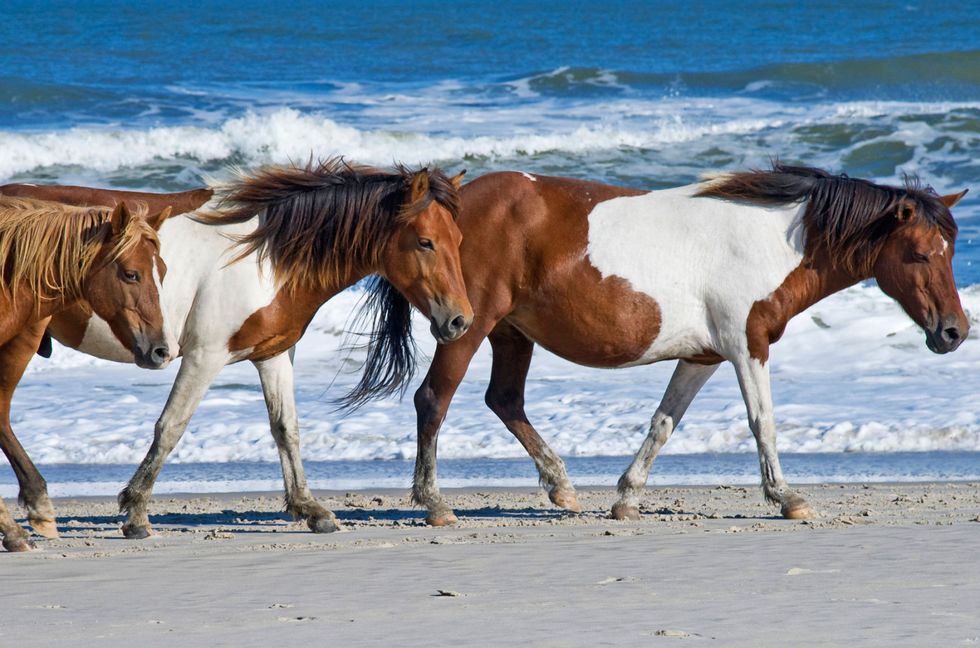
[
  {"x1": 200, "y1": 157, "x2": 462, "y2": 409},
  {"x1": 200, "y1": 157, "x2": 461, "y2": 293},
  {"x1": 696, "y1": 163, "x2": 957, "y2": 276}
]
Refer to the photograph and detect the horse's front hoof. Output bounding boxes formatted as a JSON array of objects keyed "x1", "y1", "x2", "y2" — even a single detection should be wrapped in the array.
[
  {"x1": 308, "y1": 516, "x2": 341, "y2": 534},
  {"x1": 781, "y1": 496, "x2": 815, "y2": 520},
  {"x1": 610, "y1": 502, "x2": 641, "y2": 521},
  {"x1": 121, "y1": 523, "x2": 152, "y2": 540},
  {"x1": 550, "y1": 489, "x2": 583, "y2": 513},
  {"x1": 3, "y1": 536, "x2": 35, "y2": 552},
  {"x1": 426, "y1": 510, "x2": 458, "y2": 527},
  {"x1": 29, "y1": 517, "x2": 60, "y2": 539}
]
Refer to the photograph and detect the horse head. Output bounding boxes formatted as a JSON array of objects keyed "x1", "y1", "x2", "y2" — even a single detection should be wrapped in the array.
[
  {"x1": 873, "y1": 189, "x2": 970, "y2": 354},
  {"x1": 83, "y1": 202, "x2": 176, "y2": 368},
  {"x1": 380, "y1": 168, "x2": 473, "y2": 344}
]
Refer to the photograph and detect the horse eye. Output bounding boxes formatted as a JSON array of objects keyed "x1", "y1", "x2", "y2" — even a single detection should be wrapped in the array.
[
  {"x1": 123, "y1": 270, "x2": 140, "y2": 282},
  {"x1": 418, "y1": 238, "x2": 435, "y2": 251},
  {"x1": 911, "y1": 252, "x2": 930, "y2": 264}
]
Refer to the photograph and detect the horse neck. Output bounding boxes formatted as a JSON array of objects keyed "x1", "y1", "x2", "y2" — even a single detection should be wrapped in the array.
[
  {"x1": 277, "y1": 265, "x2": 374, "y2": 320},
  {"x1": 775, "y1": 249, "x2": 863, "y2": 321},
  {"x1": 0, "y1": 285, "x2": 73, "y2": 334}
]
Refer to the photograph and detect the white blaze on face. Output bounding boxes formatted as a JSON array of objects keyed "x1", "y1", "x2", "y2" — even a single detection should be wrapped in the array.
[
  {"x1": 585, "y1": 184, "x2": 807, "y2": 365},
  {"x1": 521, "y1": 172, "x2": 537, "y2": 182},
  {"x1": 153, "y1": 256, "x2": 180, "y2": 358}
]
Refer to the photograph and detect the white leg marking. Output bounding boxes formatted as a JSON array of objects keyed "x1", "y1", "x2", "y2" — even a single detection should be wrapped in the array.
[{"x1": 614, "y1": 360, "x2": 719, "y2": 516}]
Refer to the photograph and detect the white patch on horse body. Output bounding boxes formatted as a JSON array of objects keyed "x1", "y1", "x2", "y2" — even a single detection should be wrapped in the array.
[
  {"x1": 521, "y1": 172, "x2": 537, "y2": 182},
  {"x1": 585, "y1": 184, "x2": 806, "y2": 366},
  {"x1": 73, "y1": 201, "x2": 278, "y2": 364}
]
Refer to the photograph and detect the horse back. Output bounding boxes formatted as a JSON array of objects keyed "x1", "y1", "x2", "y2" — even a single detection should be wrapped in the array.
[{"x1": 0, "y1": 184, "x2": 213, "y2": 218}]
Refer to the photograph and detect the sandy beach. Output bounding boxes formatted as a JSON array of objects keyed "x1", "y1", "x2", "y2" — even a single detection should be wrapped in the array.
[{"x1": 2, "y1": 483, "x2": 978, "y2": 646}]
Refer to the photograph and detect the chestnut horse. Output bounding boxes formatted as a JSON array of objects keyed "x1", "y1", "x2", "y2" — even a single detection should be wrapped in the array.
[
  {"x1": 0, "y1": 197, "x2": 171, "y2": 551},
  {"x1": 411, "y1": 165, "x2": 969, "y2": 525},
  {"x1": 0, "y1": 159, "x2": 470, "y2": 539}
]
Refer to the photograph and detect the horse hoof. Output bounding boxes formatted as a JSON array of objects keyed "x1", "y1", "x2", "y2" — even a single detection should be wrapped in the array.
[
  {"x1": 550, "y1": 489, "x2": 583, "y2": 513},
  {"x1": 426, "y1": 511, "x2": 458, "y2": 527},
  {"x1": 781, "y1": 497, "x2": 814, "y2": 520},
  {"x1": 308, "y1": 516, "x2": 341, "y2": 534},
  {"x1": 29, "y1": 518, "x2": 60, "y2": 539},
  {"x1": 3, "y1": 536, "x2": 35, "y2": 552},
  {"x1": 121, "y1": 524, "x2": 152, "y2": 540},
  {"x1": 610, "y1": 502, "x2": 641, "y2": 521}
]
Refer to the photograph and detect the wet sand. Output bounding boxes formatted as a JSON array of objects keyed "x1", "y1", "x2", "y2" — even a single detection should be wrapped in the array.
[{"x1": 3, "y1": 483, "x2": 979, "y2": 646}]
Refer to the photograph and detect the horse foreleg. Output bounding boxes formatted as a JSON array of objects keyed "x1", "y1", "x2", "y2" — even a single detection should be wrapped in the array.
[
  {"x1": 118, "y1": 351, "x2": 226, "y2": 538},
  {"x1": 486, "y1": 322, "x2": 579, "y2": 513},
  {"x1": 412, "y1": 330, "x2": 487, "y2": 526},
  {"x1": 733, "y1": 357, "x2": 813, "y2": 519},
  {"x1": 611, "y1": 360, "x2": 718, "y2": 520},
  {"x1": 0, "y1": 496, "x2": 32, "y2": 552},
  {"x1": 254, "y1": 351, "x2": 338, "y2": 533},
  {"x1": 0, "y1": 322, "x2": 58, "y2": 538}
]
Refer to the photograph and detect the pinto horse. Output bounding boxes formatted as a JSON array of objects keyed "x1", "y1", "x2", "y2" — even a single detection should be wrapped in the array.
[
  {"x1": 0, "y1": 198, "x2": 171, "y2": 551},
  {"x1": 0, "y1": 159, "x2": 470, "y2": 539},
  {"x1": 411, "y1": 165, "x2": 969, "y2": 525}
]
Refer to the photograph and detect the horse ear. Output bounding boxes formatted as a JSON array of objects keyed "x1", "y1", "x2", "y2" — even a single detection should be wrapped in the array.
[
  {"x1": 896, "y1": 198, "x2": 916, "y2": 222},
  {"x1": 109, "y1": 202, "x2": 133, "y2": 235},
  {"x1": 146, "y1": 206, "x2": 172, "y2": 231},
  {"x1": 450, "y1": 169, "x2": 466, "y2": 190},
  {"x1": 409, "y1": 168, "x2": 430, "y2": 203},
  {"x1": 940, "y1": 189, "x2": 969, "y2": 209}
]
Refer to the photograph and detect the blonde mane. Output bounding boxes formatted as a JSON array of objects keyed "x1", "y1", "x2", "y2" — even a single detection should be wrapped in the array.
[{"x1": 0, "y1": 196, "x2": 158, "y2": 304}]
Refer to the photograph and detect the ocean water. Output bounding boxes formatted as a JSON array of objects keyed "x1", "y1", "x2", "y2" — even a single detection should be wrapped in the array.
[{"x1": 2, "y1": 2, "x2": 980, "y2": 493}]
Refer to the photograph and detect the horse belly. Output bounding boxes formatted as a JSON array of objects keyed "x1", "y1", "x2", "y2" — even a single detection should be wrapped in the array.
[{"x1": 507, "y1": 273, "x2": 666, "y2": 368}]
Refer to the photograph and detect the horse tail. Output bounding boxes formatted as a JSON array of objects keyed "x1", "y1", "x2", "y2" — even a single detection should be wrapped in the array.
[{"x1": 334, "y1": 277, "x2": 418, "y2": 411}]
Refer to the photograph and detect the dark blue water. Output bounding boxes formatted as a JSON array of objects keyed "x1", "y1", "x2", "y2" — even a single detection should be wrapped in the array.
[
  {"x1": 3, "y1": 2, "x2": 979, "y2": 285},
  {"x1": 2, "y1": 453, "x2": 978, "y2": 497}
]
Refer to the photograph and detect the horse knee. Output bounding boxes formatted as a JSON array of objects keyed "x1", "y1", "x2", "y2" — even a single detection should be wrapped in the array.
[{"x1": 484, "y1": 384, "x2": 523, "y2": 419}]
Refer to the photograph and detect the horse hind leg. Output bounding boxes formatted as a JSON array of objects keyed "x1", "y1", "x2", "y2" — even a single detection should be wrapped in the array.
[
  {"x1": 485, "y1": 322, "x2": 580, "y2": 513},
  {"x1": 0, "y1": 496, "x2": 33, "y2": 552},
  {"x1": 118, "y1": 351, "x2": 226, "y2": 538},
  {"x1": 611, "y1": 360, "x2": 718, "y2": 520},
  {"x1": 254, "y1": 352, "x2": 338, "y2": 533},
  {"x1": 0, "y1": 323, "x2": 59, "y2": 538}
]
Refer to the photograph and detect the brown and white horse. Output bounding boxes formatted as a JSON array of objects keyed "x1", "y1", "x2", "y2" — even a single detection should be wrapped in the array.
[
  {"x1": 0, "y1": 197, "x2": 171, "y2": 551},
  {"x1": 0, "y1": 159, "x2": 470, "y2": 539},
  {"x1": 411, "y1": 165, "x2": 969, "y2": 525}
]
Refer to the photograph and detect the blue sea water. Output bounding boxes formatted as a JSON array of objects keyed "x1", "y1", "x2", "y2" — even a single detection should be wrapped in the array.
[
  {"x1": 2, "y1": 2, "x2": 980, "y2": 491},
  {"x1": 2, "y1": 453, "x2": 979, "y2": 498},
  {"x1": 2, "y1": 2, "x2": 979, "y2": 287}
]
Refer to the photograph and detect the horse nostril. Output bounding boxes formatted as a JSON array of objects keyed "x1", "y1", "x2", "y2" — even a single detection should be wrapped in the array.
[
  {"x1": 151, "y1": 345, "x2": 170, "y2": 363},
  {"x1": 943, "y1": 327, "x2": 961, "y2": 342},
  {"x1": 450, "y1": 315, "x2": 467, "y2": 332}
]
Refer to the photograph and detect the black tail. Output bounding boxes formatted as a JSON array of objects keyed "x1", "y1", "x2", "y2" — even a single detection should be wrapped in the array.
[
  {"x1": 36, "y1": 331, "x2": 52, "y2": 358},
  {"x1": 335, "y1": 278, "x2": 418, "y2": 411}
]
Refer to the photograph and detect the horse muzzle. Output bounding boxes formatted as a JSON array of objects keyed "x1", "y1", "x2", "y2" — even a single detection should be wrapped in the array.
[
  {"x1": 429, "y1": 311, "x2": 472, "y2": 345},
  {"x1": 924, "y1": 314, "x2": 968, "y2": 354},
  {"x1": 134, "y1": 339, "x2": 174, "y2": 369}
]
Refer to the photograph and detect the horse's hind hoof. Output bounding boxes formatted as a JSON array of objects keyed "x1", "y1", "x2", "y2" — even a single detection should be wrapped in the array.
[
  {"x1": 781, "y1": 497, "x2": 815, "y2": 520},
  {"x1": 426, "y1": 510, "x2": 458, "y2": 527},
  {"x1": 29, "y1": 517, "x2": 60, "y2": 539},
  {"x1": 308, "y1": 516, "x2": 341, "y2": 534},
  {"x1": 3, "y1": 536, "x2": 35, "y2": 552},
  {"x1": 550, "y1": 489, "x2": 583, "y2": 513},
  {"x1": 610, "y1": 502, "x2": 641, "y2": 521},
  {"x1": 121, "y1": 524, "x2": 152, "y2": 540}
]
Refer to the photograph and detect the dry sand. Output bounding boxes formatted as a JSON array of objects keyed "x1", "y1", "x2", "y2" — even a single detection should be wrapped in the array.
[{"x1": 2, "y1": 483, "x2": 979, "y2": 647}]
